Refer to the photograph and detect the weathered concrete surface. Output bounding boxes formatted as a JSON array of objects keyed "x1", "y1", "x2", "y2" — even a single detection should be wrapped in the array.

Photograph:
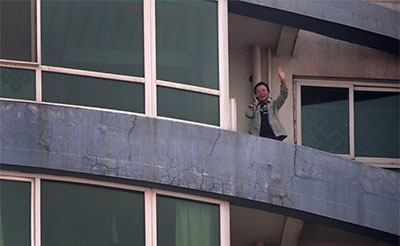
[{"x1": 1, "y1": 101, "x2": 399, "y2": 236}]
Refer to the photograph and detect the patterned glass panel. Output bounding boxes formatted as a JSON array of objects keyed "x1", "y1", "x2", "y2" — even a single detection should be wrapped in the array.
[
  {"x1": 0, "y1": 179, "x2": 31, "y2": 246},
  {"x1": 156, "y1": 0, "x2": 219, "y2": 89},
  {"x1": 157, "y1": 86, "x2": 219, "y2": 125},
  {"x1": 0, "y1": 67, "x2": 35, "y2": 100},
  {"x1": 41, "y1": 180, "x2": 145, "y2": 246},
  {"x1": 355, "y1": 91, "x2": 399, "y2": 158},
  {"x1": 42, "y1": 72, "x2": 144, "y2": 113},
  {"x1": 42, "y1": 0, "x2": 143, "y2": 77},
  {"x1": 301, "y1": 86, "x2": 349, "y2": 154}
]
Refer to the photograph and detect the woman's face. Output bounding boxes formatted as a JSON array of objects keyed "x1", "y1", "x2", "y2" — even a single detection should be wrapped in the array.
[{"x1": 255, "y1": 85, "x2": 270, "y2": 102}]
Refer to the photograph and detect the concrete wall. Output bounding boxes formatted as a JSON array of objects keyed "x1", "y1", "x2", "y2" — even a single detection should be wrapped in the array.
[
  {"x1": 230, "y1": 29, "x2": 400, "y2": 143},
  {"x1": 1, "y1": 101, "x2": 399, "y2": 238}
]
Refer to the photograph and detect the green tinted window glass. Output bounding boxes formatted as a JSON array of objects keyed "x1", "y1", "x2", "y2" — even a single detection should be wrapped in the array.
[
  {"x1": 42, "y1": 72, "x2": 144, "y2": 113},
  {"x1": 0, "y1": 180, "x2": 31, "y2": 246},
  {"x1": 0, "y1": 0, "x2": 35, "y2": 61},
  {"x1": 0, "y1": 67, "x2": 35, "y2": 100},
  {"x1": 41, "y1": 180, "x2": 145, "y2": 246},
  {"x1": 156, "y1": 0, "x2": 218, "y2": 89},
  {"x1": 42, "y1": 0, "x2": 143, "y2": 77},
  {"x1": 157, "y1": 86, "x2": 219, "y2": 125},
  {"x1": 355, "y1": 91, "x2": 399, "y2": 158},
  {"x1": 301, "y1": 86, "x2": 349, "y2": 154},
  {"x1": 157, "y1": 195, "x2": 220, "y2": 246}
]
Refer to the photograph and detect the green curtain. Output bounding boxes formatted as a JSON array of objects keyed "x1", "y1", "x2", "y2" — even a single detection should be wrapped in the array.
[{"x1": 175, "y1": 200, "x2": 219, "y2": 246}]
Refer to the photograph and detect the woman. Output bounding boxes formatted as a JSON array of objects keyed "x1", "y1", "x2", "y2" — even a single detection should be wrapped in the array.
[{"x1": 245, "y1": 67, "x2": 288, "y2": 140}]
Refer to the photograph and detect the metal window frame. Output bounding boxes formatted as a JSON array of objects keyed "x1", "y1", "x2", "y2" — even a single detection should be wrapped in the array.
[
  {"x1": 295, "y1": 78, "x2": 400, "y2": 168},
  {"x1": 0, "y1": 170, "x2": 231, "y2": 246}
]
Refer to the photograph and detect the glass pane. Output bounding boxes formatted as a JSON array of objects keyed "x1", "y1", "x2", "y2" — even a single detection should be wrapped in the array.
[
  {"x1": 0, "y1": 179, "x2": 31, "y2": 246},
  {"x1": 0, "y1": 0, "x2": 35, "y2": 61},
  {"x1": 156, "y1": 0, "x2": 219, "y2": 89},
  {"x1": 301, "y1": 86, "x2": 349, "y2": 154},
  {"x1": 157, "y1": 86, "x2": 219, "y2": 125},
  {"x1": 355, "y1": 91, "x2": 399, "y2": 158},
  {"x1": 157, "y1": 195, "x2": 220, "y2": 246},
  {"x1": 41, "y1": 180, "x2": 145, "y2": 246},
  {"x1": 42, "y1": 0, "x2": 144, "y2": 77},
  {"x1": 0, "y1": 67, "x2": 35, "y2": 100},
  {"x1": 42, "y1": 72, "x2": 144, "y2": 113}
]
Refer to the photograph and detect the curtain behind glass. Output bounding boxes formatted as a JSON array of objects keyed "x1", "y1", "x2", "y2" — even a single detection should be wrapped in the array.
[
  {"x1": 301, "y1": 86, "x2": 349, "y2": 154},
  {"x1": 157, "y1": 195, "x2": 220, "y2": 246},
  {"x1": 0, "y1": 180, "x2": 31, "y2": 246},
  {"x1": 42, "y1": 0, "x2": 144, "y2": 77},
  {"x1": 355, "y1": 91, "x2": 399, "y2": 158},
  {"x1": 156, "y1": 0, "x2": 219, "y2": 89}
]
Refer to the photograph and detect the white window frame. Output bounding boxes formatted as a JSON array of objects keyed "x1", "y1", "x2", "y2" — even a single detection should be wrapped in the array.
[
  {"x1": 1, "y1": 0, "x2": 230, "y2": 129},
  {"x1": 295, "y1": 79, "x2": 400, "y2": 168},
  {"x1": 0, "y1": 170, "x2": 230, "y2": 246},
  {"x1": 0, "y1": 174, "x2": 35, "y2": 246}
]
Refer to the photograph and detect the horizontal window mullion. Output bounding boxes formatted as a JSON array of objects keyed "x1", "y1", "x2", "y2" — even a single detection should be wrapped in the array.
[
  {"x1": 42, "y1": 66, "x2": 145, "y2": 84},
  {"x1": 0, "y1": 59, "x2": 39, "y2": 69},
  {"x1": 157, "y1": 80, "x2": 220, "y2": 96}
]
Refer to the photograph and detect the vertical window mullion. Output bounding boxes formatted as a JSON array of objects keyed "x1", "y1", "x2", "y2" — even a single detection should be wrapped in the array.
[
  {"x1": 36, "y1": 0, "x2": 42, "y2": 103},
  {"x1": 349, "y1": 85, "x2": 355, "y2": 158},
  {"x1": 144, "y1": 0, "x2": 157, "y2": 117},
  {"x1": 218, "y1": 0, "x2": 229, "y2": 129},
  {"x1": 34, "y1": 177, "x2": 41, "y2": 246},
  {"x1": 220, "y1": 201, "x2": 230, "y2": 246}
]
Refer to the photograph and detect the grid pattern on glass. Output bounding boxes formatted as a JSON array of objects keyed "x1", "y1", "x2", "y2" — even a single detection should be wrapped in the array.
[
  {"x1": 157, "y1": 195, "x2": 220, "y2": 246},
  {"x1": 0, "y1": 0, "x2": 34, "y2": 61},
  {"x1": 301, "y1": 86, "x2": 349, "y2": 154},
  {"x1": 157, "y1": 86, "x2": 219, "y2": 125},
  {"x1": 156, "y1": 0, "x2": 219, "y2": 89},
  {"x1": 41, "y1": 180, "x2": 145, "y2": 246},
  {"x1": 41, "y1": 0, "x2": 144, "y2": 77},
  {"x1": 0, "y1": 67, "x2": 35, "y2": 100},
  {"x1": 42, "y1": 72, "x2": 144, "y2": 113},
  {"x1": 0, "y1": 179, "x2": 31, "y2": 246},
  {"x1": 355, "y1": 91, "x2": 399, "y2": 158}
]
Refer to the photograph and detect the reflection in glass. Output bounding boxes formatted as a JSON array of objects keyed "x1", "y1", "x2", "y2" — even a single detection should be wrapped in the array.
[
  {"x1": 42, "y1": 0, "x2": 144, "y2": 76},
  {"x1": 42, "y1": 72, "x2": 144, "y2": 113},
  {"x1": 156, "y1": 0, "x2": 219, "y2": 89},
  {"x1": 41, "y1": 180, "x2": 145, "y2": 246},
  {"x1": 301, "y1": 86, "x2": 349, "y2": 154},
  {"x1": 0, "y1": 67, "x2": 35, "y2": 100},
  {"x1": 157, "y1": 86, "x2": 219, "y2": 125},
  {"x1": 157, "y1": 195, "x2": 220, "y2": 246},
  {"x1": 0, "y1": 180, "x2": 31, "y2": 246},
  {"x1": 0, "y1": 0, "x2": 35, "y2": 61},
  {"x1": 355, "y1": 91, "x2": 399, "y2": 158}
]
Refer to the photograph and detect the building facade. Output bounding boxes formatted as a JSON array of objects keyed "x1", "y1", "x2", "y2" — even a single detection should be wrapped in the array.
[{"x1": 0, "y1": 0, "x2": 399, "y2": 245}]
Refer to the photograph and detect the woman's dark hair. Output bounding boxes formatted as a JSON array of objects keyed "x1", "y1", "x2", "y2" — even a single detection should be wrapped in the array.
[{"x1": 254, "y1": 82, "x2": 270, "y2": 93}]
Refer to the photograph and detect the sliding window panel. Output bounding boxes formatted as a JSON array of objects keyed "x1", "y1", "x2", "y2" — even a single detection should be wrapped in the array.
[
  {"x1": 157, "y1": 195, "x2": 220, "y2": 246},
  {"x1": 0, "y1": 67, "x2": 35, "y2": 100},
  {"x1": 157, "y1": 86, "x2": 219, "y2": 125},
  {"x1": 0, "y1": 180, "x2": 31, "y2": 246},
  {"x1": 41, "y1": 180, "x2": 145, "y2": 246},
  {"x1": 156, "y1": 0, "x2": 219, "y2": 89},
  {"x1": 301, "y1": 86, "x2": 349, "y2": 154},
  {"x1": 42, "y1": 72, "x2": 144, "y2": 113},
  {"x1": 41, "y1": 0, "x2": 144, "y2": 77},
  {"x1": 355, "y1": 91, "x2": 399, "y2": 158},
  {"x1": 0, "y1": 0, "x2": 35, "y2": 61}
]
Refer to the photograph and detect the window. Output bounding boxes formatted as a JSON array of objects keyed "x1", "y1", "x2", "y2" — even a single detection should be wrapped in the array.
[
  {"x1": 297, "y1": 80, "x2": 400, "y2": 167},
  {"x1": 0, "y1": 0, "x2": 36, "y2": 61},
  {"x1": 0, "y1": 179, "x2": 31, "y2": 246},
  {"x1": 157, "y1": 195, "x2": 220, "y2": 246},
  {"x1": 41, "y1": 180, "x2": 145, "y2": 246},
  {"x1": 1, "y1": 0, "x2": 229, "y2": 128}
]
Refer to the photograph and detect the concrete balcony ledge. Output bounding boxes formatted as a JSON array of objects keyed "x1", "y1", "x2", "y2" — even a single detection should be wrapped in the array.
[{"x1": 1, "y1": 101, "x2": 399, "y2": 237}]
